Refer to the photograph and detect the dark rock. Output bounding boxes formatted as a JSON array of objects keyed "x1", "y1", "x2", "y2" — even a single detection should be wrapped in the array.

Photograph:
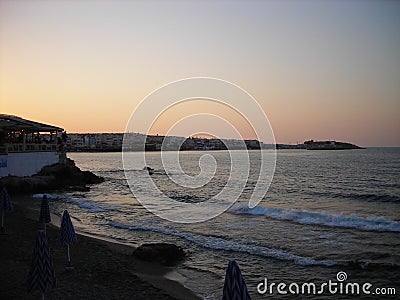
[
  {"x1": 133, "y1": 243, "x2": 186, "y2": 266},
  {"x1": 0, "y1": 175, "x2": 54, "y2": 194},
  {"x1": 66, "y1": 186, "x2": 90, "y2": 192},
  {"x1": 0, "y1": 158, "x2": 104, "y2": 194},
  {"x1": 81, "y1": 171, "x2": 104, "y2": 184},
  {"x1": 144, "y1": 166, "x2": 154, "y2": 175}
]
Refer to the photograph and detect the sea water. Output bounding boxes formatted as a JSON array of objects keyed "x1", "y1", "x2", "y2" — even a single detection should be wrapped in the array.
[{"x1": 33, "y1": 148, "x2": 400, "y2": 299}]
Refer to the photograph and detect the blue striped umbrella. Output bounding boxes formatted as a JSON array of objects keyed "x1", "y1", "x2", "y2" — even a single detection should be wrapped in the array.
[
  {"x1": 27, "y1": 230, "x2": 56, "y2": 299},
  {"x1": 39, "y1": 195, "x2": 51, "y2": 234},
  {"x1": 0, "y1": 187, "x2": 13, "y2": 234},
  {"x1": 57, "y1": 210, "x2": 77, "y2": 264},
  {"x1": 222, "y1": 260, "x2": 251, "y2": 300}
]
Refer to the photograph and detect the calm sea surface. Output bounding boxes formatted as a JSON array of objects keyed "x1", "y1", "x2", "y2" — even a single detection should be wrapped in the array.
[{"x1": 34, "y1": 149, "x2": 400, "y2": 299}]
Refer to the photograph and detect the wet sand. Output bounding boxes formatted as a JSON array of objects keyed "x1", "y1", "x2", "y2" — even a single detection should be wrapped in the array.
[{"x1": 0, "y1": 196, "x2": 201, "y2": 300}]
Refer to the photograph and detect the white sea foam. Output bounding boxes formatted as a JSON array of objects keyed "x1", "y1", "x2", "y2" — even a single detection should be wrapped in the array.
[
  {"x1": 66, "y1": 198, "x2": 116, "y2": 213},
  {"x1": 32, "y1": 193, "x2": 63, "y2": 200},
  {"x1": 228, "y1": 203, "x2": 400, "y2": 232},
  {"x1": 108, "y1": 221, "x2": 337, "y2": 266},
  {"x1": 33, "y1": 193, "x2": 115, "y2": 213}
]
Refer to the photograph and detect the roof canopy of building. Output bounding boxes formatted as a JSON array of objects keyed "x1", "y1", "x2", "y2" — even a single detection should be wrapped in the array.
[{"x1": 0, "y1": 114, "x2": 63, "y2": 133}]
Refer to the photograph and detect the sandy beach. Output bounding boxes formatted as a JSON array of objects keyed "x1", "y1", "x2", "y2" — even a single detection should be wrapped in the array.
[{"x1": 0, "y1": 196, "x2": 201, "y2": 300}]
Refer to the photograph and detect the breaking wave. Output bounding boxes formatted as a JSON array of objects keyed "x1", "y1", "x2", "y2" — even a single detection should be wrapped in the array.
[
  {"x1": 33, "y1": 193, "x2": 115, "y2": 213},
  {"x1": 108, "y1": 221, "x2": 337, "y2": 267},
  {"x1": 229, "y1": 203, "x2": 400, "y2": 232},
  {"x1": 32, "y1": 193, "x2": 63, "y2": 200},
  {"x1": 65, "y1": 198, "x2": 116, "y2": 213}
]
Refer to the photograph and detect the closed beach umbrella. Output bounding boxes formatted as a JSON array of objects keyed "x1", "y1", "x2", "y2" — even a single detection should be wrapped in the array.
[
  {"x1": 0, "y1": 187, "x2": 13, "y2": 234},
  {"x1": 57, "y1": 210, "x2": 77, "y2": 264},
  {"x1": 27, "y1": 230, "x2": 56, "y2": 300},
  {"x1": 222, "y1": 260, "x2": 251, "y2": 300},
  {"x1": 39, "y1": 195, "x2": 51, "y2": 234}
]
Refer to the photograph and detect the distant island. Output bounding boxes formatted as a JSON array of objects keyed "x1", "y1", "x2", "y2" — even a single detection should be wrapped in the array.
[
  {"x1": 304, "y1": 140, "x2": 363, "y2": 150},
  {"x1": 277, "y1": 140, "x2": 363, "y2": 150},
  {"x1": 65, "y1": 132, "x2": 363, "y2": 152}
]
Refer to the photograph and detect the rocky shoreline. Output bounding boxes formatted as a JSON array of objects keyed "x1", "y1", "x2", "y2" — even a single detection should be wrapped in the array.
[{"x1": 0, "y1": 158, "x2": 104, "y2": 194}]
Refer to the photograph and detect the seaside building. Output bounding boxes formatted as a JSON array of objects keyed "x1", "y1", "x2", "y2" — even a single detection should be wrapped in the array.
[
  {"x1": 161, "y1": 135, "x2": 186, "y2": 151},
  {"x1": 101, "y1": 133, "x2": 123, "y2": 149},
  {"x1": 0, "y1": 114, "x2": 65, "y2": 177},
  {"x1": 122, "y1": 132, "x2": 147, "y2": 151},
  {"x1": 67, "y1": 133, "x2": 124, "y2": 151},
  {"x1": 67, "y1": 134, "x2": 85, "y2": 150}
]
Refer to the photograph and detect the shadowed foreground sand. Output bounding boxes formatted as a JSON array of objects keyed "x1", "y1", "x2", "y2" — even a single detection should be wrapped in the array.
[{"x1": 0, "y1": 199, "x2": 200, "y2": 300}]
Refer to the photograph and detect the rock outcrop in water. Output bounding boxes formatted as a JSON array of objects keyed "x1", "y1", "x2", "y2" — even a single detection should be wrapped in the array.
[
  {"x1": 0, "y1": 158, "x2": 104, "y2": 194},
  {"x1": 133, "y1": 243, "x2": 186, "y2": 266}
]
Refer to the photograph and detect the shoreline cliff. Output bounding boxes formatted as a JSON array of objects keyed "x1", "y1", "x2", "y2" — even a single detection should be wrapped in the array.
[{"x1": 0, "y1": 158, "x2": 104, "y2": 194}]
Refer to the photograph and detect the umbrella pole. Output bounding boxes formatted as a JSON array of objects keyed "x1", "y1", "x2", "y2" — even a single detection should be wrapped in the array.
[
  {"x1": 1, "y1": 211, "x2": 4, "y2": 234},
  {"x1": 67, "y1": 244, "x2": 70, "y2": 264},
  {"x1": 44, "y1": 223, "x2": 46, "y2": 235},
  {"x1": 42, "y1": 292, "x2": 44, "y2": 300}
]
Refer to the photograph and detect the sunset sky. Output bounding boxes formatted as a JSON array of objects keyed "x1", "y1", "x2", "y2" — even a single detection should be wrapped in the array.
[{"x1": 1, "y1": 0, "x2": 399, "y2": 146}]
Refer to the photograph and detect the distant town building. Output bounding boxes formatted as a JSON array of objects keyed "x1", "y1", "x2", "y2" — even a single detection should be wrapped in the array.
[
  {"x1": 67, "y1": 133, "x2": 123, "y2": 151},
  {"x1": 66, "y1": 133, "x2": 264, "y2": 152}
]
